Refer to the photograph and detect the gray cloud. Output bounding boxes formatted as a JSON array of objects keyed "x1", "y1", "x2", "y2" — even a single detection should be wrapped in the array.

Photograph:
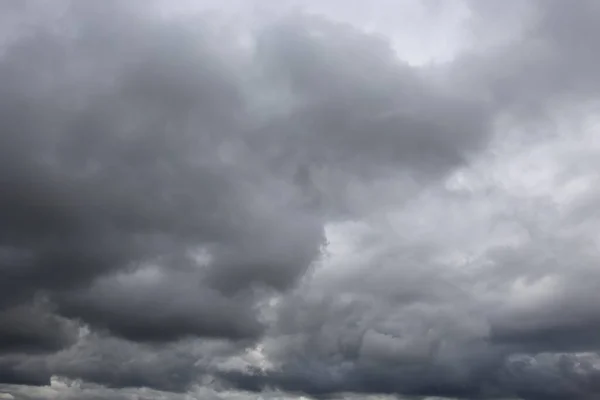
[
  {"x1": 0, "y1": 331, "x2": 242, "y2": 393},
  {"x1": 252, "y1": 15, "x2": 491, "y2": 178},
  {"x1": 0, "y1": 302, "x2": 78, "y2": 355},
  {"x1": 54, "y1": 269, "x2": 264, "y2": 342},
  {"x1": 2, "y1": 1, "x2": 600, "y2": 400},
  {"x1": 458, "y1": 0, "x2": 600, "y2": 118},
  {"x1": 0, "y1": 0, "x2": 487, "y2": 350},
  {"x1": 0, "y1": 0, "x2": 324, "y2": 344}
]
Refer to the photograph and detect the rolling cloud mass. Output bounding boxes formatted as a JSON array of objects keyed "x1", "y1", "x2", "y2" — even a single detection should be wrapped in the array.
[{"x1": 1, "y1": 1, "x2": 600, "y2": 399}]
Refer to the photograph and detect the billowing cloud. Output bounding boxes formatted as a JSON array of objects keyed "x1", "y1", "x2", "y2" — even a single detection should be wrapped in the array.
[
  {"x1": 0, "y1": 0, "x2": 325, "y2": 344},
  {"x1": 2, "y1": 1, "x2": 600, "y2": 400}
]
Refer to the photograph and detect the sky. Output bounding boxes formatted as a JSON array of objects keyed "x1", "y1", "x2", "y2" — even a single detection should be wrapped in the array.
[{"x1": 1, "y1": 1, "x2": 600, "y2": 399}]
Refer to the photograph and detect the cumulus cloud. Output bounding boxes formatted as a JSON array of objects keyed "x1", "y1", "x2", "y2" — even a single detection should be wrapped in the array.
[{"x1": 2, "y1": 1, "x2": 600, "y2": 400}]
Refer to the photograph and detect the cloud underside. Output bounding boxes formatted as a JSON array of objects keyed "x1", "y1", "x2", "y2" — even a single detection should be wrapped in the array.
[{"x1": 2, "y1": 1, "x2": 600, "y2": 399}]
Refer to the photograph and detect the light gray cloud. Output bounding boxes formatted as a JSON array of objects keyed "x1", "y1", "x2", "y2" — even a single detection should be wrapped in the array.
[{"x1": 220, "y1": 109, "x2": 600, "y2": 399}]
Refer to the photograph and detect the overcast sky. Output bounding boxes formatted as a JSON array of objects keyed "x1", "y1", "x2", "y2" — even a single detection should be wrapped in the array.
[{"x1": 1, "y1": 1, "x2": 600, "y2": 400}]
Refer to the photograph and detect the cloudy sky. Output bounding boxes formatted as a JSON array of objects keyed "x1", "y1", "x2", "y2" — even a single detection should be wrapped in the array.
[{"x1": 1, "y1": 1, "x2": 600, "y2": 399}]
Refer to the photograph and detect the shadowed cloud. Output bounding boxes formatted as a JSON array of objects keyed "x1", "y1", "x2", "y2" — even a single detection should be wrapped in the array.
[{"x1": 2, "y1": 1, "x2": 600, "y2": 400}]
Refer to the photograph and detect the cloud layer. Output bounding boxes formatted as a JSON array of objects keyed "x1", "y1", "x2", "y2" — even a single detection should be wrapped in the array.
[{"x1": 2, "y1": 1, "x2": 600, "y2": 400}]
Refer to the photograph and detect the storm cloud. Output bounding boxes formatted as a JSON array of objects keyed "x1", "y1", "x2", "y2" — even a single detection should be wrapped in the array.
[{"x1": 1, "y1": 1, "x2": 600, "y2": 400}]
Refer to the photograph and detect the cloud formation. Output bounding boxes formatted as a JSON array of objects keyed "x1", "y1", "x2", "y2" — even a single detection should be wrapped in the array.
[{"x1": 2, "y1": 1, "x2": 600, "y2": 400}]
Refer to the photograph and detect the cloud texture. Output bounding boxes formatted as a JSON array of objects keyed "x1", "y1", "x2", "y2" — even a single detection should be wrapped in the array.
[{"x1": 2, "y1": 1, "x2": 600, "y2": 399}]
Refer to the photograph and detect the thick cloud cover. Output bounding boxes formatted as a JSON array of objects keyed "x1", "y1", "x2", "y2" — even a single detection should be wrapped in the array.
[{"x1": 2, "y1": 1, "x2": 600, "y2": 400}]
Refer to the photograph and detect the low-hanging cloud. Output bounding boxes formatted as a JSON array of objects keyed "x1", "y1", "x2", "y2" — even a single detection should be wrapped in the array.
[{"x1": 2, "y1": 1, "x2": 600, "y2": 400}]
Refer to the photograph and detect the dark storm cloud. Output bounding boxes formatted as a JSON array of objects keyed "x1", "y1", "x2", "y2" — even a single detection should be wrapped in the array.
[
  {"x1": 0, "y1": 358, "x2": 48, "y2": 388},
  {"x1": 218, "y1": 270, "x2": 508, "y2": 398},
  {"x1": 0, "y1": 331, "x2": 239, "y2": 394},
  {"x1": 0, "y1": 0, "x2": 323, "y2": 344},
  {"x1": 48, "y1": 334, "x2": 206, "y2": 393},
  {"x1": 222, "y1": 291, "x2": 600, "y2": 400},
  {"x1": 54, "y1": 269, "x2": 264, "y2": 342},
  {"x1": 0, "y1": 0, "x2": 490, "y2": 353},
  {"x1": 0, "y1": 303, "x2": 78, "y2": 355},
  {"x1": 2, "y1": 0, "x2": 600, "y2": 400}
]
